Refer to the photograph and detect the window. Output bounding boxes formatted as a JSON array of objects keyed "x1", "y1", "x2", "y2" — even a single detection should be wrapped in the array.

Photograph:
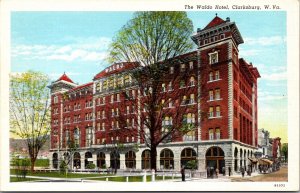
[
  {"x1": 116, "y1": 108, "x2": 119, "y2": 116},
  {"x1": 209, "y1": 107, "x2": 214, "y2": 118},
  {"x1": 132, "y1": 90, "x2": 135, "y2": 99},
  {"x1": 162, "y1": 83, "x2": 166, "y2": 92},
  {"x1": 102, "y1": 111, "x2": 105, "y2": 119},
  {"x1": 209, "y1": 90, "x2": 214, "y2": 101},
  {"x1": 85, "y1": 127, "x2": 92, "y2": 147},
  {"x1": 102, "y1": 96, "x2": 105, "y2": 104},
  {"x1": 118, "y1": 76, "x2": 123, "y2": 87},
  {"x1": 168, "y1": 82, "x2": 172, "y2": 91},
  {"x1": 132, "y1": 118, "x2": 135, "y2": 127},
  {"x1": 111, "y1": 95, "x2": 114, "y2": 103},
  {"x1": 74, "y1": 128, "x2": 80, "y2": 147},
  {"x1": 54, "y1": 96, "x2": 58, "y2": 104},
  {"x1": 209, "y1": 72, "x2": 214, "y2": 81},
  {"x1": 215, "y1": 89, "x2": 220, "y2": 100},
  {"x1": 117, "y1": 94, "x2": 120, "y2": 101},
  {"x1": 215, "y1": 70, "x2": 220, "y2": 80},
  {"x1": 209, "y1": 129, "x2": 214, "y2": 140},
  {"x1": 216, "y1": 106, "x2": 221, "y2": 117},
  {"x1": 182, "y1": 95, "x2": 187, "y2": 105},
  {"x1": 126, "y1": 119, "x2": 130, "y2": 128},
  {"x1": 112, "y1": 109, "x2": 115, "y2": 117},
  {"x1": 189, "y1": 77, "x2": 195, "y2": 86},
  {"x1": 220, "y1": 34, "x2": 225, "y2": 39},
  {"x1": 101, "y1": 123, "x2": 105, "y2": 131},
  {"x1": 189, "y1": 61, "x2": 194, "y2": 69},
  {"x1": 168, "y1": 98, "x2": 173, "y2": 108},
  {"x1": 204, "y1": 39, "x2": 208, "y2": 44},
  {"x1": 126, "y1": 106, "x2": 130, "y2": 115},
  {"x1": 209, "y1": 51, "x2": 218, "y2": 64},
  {"x1": 170, "y1": 67, "x2": 174, "y2": 74},
  {"x1": 215, "y1": 128, "x2": 220, "y2": 139},
  {"x1": 190, "y1": 94, "x2": 195, "y2": 104},
  {"x1": 180, "y1": 63, "x2": 186, "y2": 72},
  {"x1": 116, "y1": 121, "x2": 119, "y2": 129}
]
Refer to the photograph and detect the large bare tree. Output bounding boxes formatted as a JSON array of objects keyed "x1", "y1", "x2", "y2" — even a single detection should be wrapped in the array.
[
  {"x1": 108, "y1": 12, "x2": 196, "y2": 171},
  {"x1": 10, "y1": 71, "x2": 51, "y2": 172}
]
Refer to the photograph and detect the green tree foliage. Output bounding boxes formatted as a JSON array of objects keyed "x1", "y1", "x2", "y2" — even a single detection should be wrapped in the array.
[
  {"x1": 10, "y1": 71, "x2": 51, "y2": 172},
  {"x1": 12, "y1": 157, "x2": 30, "y2": 179},
  {"x1": 108, "y1": 12, "x2": 195, "y2": 171},
  {"x1": 281, "y1": 143, "x2": 288, "y2": 162}
]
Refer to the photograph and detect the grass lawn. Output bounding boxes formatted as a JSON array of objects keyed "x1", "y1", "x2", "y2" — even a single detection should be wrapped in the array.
[
  {"x1": 87, "y1": 175, "x2": 179, "y2": 182},
  {"x1": 10, "y1": 177, "x2": 45, "y2": 182},
  {"x1": 10, "y1": 170, "x2": 114, "y2": 178}
]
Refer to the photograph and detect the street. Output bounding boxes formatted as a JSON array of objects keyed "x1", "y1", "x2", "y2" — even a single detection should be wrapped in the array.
[{"x1": 230, "y1": 166, "x2": 288, "y2": 182}]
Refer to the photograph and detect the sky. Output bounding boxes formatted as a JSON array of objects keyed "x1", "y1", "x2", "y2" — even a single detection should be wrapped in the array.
[{"x1": 11, "y1": 11, "x2": 287, "y2": 143}]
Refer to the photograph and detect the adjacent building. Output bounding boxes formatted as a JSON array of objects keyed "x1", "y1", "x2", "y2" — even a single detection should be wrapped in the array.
[{"x1": 49, "y1": 16, "x2": 260, "y2": 173}]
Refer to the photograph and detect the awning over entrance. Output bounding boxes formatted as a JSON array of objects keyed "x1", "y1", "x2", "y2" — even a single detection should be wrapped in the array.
[
  {"x1": 258, "y1": 158, "x2": 273, "y2": 165},
  {"x1": 248, "y1": 157, "x2": 258, "y2": 163}
]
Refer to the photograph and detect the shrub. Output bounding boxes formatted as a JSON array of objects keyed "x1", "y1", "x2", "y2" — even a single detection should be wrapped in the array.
[
  {"x1": 86, "y1": 163, "x2": 96, "y2": 169},
  {"x1": 59, "y1": 160, "x2": 68, "y2": 174},
  {"x1": 12, "y1": 158, "x2": 30, "y2": 179},
  {"x1": 186, "y1": 160, "x2": 197, "y2": 170}
]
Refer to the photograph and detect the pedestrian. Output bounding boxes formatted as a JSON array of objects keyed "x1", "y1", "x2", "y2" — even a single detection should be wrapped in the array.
[
  {"x1": 215, "y1": 168, "x2": 219, "y2": 178},
  {"x1": 228, "y1": 167, "x2": 231, "y2": 176},
  {"x1": 206, "y1": 166, "x2": 210, "y2": 178},
  {"x1": 241, "y1": 167, "x2": 245, "y2": 177},
  {"x1": 222, "y1": 167, "x2": 225, "y2": 176},
  {"x1": 181, "y1": 165, "x2": 185, "y2": 181}
]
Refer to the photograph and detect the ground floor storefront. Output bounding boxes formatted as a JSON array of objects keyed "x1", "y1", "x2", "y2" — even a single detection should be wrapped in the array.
[{"x1": 49, "y1": 140, "x2": 256, "y2": 173}]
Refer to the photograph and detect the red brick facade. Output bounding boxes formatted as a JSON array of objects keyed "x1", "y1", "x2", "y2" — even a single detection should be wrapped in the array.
[{"x1": 49, "y1": 16, "x2": 260, "y2": 172}]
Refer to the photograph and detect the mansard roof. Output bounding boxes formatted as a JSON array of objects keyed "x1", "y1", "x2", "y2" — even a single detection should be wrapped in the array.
[
  {"x1": 93, "y1": 62, "x2": 139, "y2": 80},
  {"x1": 203, "y1": 16, "x2": 226, "y2": 30}
]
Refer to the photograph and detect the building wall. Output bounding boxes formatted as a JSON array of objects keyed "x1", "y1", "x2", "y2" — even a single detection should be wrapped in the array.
[{"x1": 49, "y1": 16, "x2": 260, "y2": 172}]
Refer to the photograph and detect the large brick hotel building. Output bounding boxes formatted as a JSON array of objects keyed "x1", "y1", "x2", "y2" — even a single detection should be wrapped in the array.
[{"x1": 49, "y1": 16, "x2": 260, "y2": 173}]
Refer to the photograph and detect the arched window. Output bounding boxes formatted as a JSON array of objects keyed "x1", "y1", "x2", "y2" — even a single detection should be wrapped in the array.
[
  {"x1": 73, "y1": 152, "x2": 81, "y2": 169},
  {"x1": 181, "y1": 148, "x2": 197, "y2": 169},
  {"x1": 97, "y1": 152, "x2": 105, "y2": 169},
  {"x1": 160, "y1": 149, "x2": 174, "y2": 169},
  {"x1": 205, "y1": 147, "x2": 225, "y2": 173},
  {"x1": 142, "y1": 150, "x2": 151, "y2": 169},
  {"x1": 125, "y1": 151, "x2": 136, "y2": 169}
]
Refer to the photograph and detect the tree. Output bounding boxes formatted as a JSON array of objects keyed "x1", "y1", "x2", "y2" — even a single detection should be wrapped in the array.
[
  {"x1": 10, "y1": 71, "x2": 51, "y2": 172},
  {"x1": 108, "y1": 12, "x2": 195, "y2": 171},
  {"x1": 281, "y1": 143, "x2": 288, "y2": 162}
]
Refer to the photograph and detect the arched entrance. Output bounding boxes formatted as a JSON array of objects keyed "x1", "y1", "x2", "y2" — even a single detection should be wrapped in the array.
[
  {"x1": 85, "y1": 152, "x2": 93, "y2": 169},
  {"x1": 52, "y1": 153, "x2": 58, "y2": 169},
  {"x1": 205, "y1": 146, "x2": 225, "y2": 173},
  {"x1": 181, "y1": 148, "x2": 197, "y2": 169},
  {"x1": 160, "y1": 149, "x2": 174, "y2": 169},
  {"x1": 125, "y1": 151, "x2": 136, "y2": 169},
  {"x1": 234, "y1": 147, "x2": 238, "y2": 171},
  {"x1": 110, "y1": 151, "x2": 120, "y2": 170},
  {"x1": 73, "y1": 152, "x2": 81, "y2": 169},
  {"x1": 97, "y1": 152, "x2": 105, "y2": 169},
  {"x1": 141, "y1": 150, "x2": 151, "y2": 169}
]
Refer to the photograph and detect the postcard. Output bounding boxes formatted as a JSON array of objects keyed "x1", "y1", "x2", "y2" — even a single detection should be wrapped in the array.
[{"x1": 0, "y1": 0, "x2": 299, "y2": 191}]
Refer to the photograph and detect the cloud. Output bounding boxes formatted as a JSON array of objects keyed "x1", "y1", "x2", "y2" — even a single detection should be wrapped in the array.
[
  {"x1": 12, "y1": 37, "x2": 111, "y2": 62},
  {"x1": 258, "y1": 91, "x2": 287, "y2": 101},
  {"x1": 244, "y1": 36, "x2": 286, "y2": 46},
  {"x1": 239, "y1": 49, "x2": 261, "y2": 56}
]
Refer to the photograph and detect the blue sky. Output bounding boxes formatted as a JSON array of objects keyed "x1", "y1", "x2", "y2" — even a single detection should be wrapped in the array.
[{"x1": 11, "y1": 11, "x2": 287, "y2": 142}]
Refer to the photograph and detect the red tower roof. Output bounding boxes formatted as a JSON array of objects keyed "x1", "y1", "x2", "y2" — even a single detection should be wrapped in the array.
[
  {"x1": 56, "y1": 73, "x2": 74, "y2": 83},
  {"x1": 204, "y1": 16, "x2": 226, "y2": 30}
]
